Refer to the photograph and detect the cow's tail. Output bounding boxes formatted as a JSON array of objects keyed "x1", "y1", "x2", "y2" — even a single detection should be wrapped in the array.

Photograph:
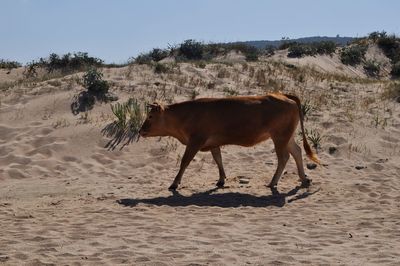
[{"x1": 284, "y1": 94, "x2": 320, "y2": 164}]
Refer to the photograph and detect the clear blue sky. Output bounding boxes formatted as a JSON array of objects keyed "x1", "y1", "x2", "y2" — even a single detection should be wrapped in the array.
[{"x1": 1, "y1": 0, "x2": 399, "y2": 64}]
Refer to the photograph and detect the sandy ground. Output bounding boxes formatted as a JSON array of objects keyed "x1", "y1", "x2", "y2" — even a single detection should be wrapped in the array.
[{"x1": 0, "y1": 53, "x2": 400, "y2": 265}]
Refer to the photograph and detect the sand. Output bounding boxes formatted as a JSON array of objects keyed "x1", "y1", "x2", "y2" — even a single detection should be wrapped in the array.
[{"x1": 0, "y1": 52, "x2": 400, "y2": 265}]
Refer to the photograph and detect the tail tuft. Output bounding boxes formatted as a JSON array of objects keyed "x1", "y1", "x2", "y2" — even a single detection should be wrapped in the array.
[
  {"x1": 285, "y1": 94, "x2": 320, "y2": 165},
  {"x1": 303, "y1": 136, "x2": 320, "y2": 164}
]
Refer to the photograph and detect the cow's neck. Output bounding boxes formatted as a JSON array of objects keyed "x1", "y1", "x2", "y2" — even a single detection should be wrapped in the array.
[{"x1": 163, "y1": 105, "x2": 189, "y2": 145}]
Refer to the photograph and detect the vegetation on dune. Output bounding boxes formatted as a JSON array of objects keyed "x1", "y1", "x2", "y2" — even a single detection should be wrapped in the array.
[
  {"x1": 132, "y1": 33, "x2": 400, "y2": 78},
  {"x1": 111, "y1": 102, "x2": 128, "y2": 129},
  {"x1": 0, "y1": 59, "x2": 22, "y2": 70},
  {"x1": 391, "y1": 62, "x2": 400, "y2": 78},
  {"x1": 373, "y1": 32, "x2": 400, "y2": 63},
  {"x1": 70, "y1": 68, "x2": 115, "y2": 115},
  {"x1": 134, "y1": 48, "x2": 170, "y2": 65},
  {"x1": 363, "y1": 60, "x2": 381, "y2": 77},
  {"x1": 340, "y1": 45, "x2": 367, "y2": 66},
  {"x1": 264, "y1": 45, "x2": 276, "y2": 56},
  {"x1": 82, "y1": 67, "x2": 109, "y2": 95},
  {"x1": 153, "y1": 62, "x2": 173, "y2": 74},
  {"x1": 280, "y1": 41, "x2": 337, "y2": 58},
  {"x1": 178, "y1": 39, "x2": 205, "y2": 60},
  {"x1": 383, "y1": 82, "x2": 400, "y2": 102},
  {"x1": 103, "y1": 98, "x2": 146, "y2": 150},
  {"x1": 24, "y1": 52, "x2": 103, "y2": 78},
  {"x1": 133, "y1": 39, "x2": 261, "y2": 64},
  {"x1": 367, "y1": 31, "x2": 400, "y2": 78}
]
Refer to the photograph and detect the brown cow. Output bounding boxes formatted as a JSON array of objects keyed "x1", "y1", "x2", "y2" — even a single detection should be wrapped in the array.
[{"x1": 139, "y1": 93, "x2": 319, "y2": 190}]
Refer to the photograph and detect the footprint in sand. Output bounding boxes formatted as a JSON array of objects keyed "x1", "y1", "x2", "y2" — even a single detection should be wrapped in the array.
[
  {"x1": 369, "y1": 163, "x2": 384, "y2": 171},
  {"x1": 29, "y1": 121, "x2": 43, "y2": 126},
  {"x1": 62, "y1": 155, "x2": 79, "y2": 162},
  {"x1": 381, "y1": 135, "x2": 398, "y2": 143},
  {"x1": 325, "y1": 135, "x2": 347, "y2": 146},
  {"x1": 6, "y1": 169, "x2": 27, "y2": 179},
  {"x1": 1, "y1": 154, "x2": 31, "y2": 166},
  {"x1": 39, "y1": 127, "x2": 53, "y2": 136},
  {"x1": 0, "y1": 125, "x2": 16, "y2": 140},
  {"x1": 26, "y1": 146, "x2": 53, "y2": 158},
  {"x1": 91, "y1": 153, "x2": 113, "y2": 165}
]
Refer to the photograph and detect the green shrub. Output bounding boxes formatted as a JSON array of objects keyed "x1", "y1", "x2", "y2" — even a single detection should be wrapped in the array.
[
  {"x1": 178, "y1": 39, "x2": 204, "y2": 60},
  {"x1": 111, "y1": 102, "x2": 127, "y2": 129},
  {"x1": 23, "y1": 61, "x2": 40, "y2": 78},
  {"x1": 377, "y1": 34, "x2": 400, "y2": 63},
  {"x1": 306, "y1": 129, "x2": 323, "y2": 151},
  {"x1": 279, "y1": 41, "x2": 296, "y2": 50},
  {"x1": 243, "y1": 46, "x2": 259, "y2": 61},
  {"x1": 367, "y1": 31, "x2": 400, "y2": 78},
  {"x1": 301, "y1": 100, "x2": 314, "y2": 120},
  {"x1": 340, "y1": 45, "x2": 367, "y2": 65},
  {"x1": 314, "y1": 41, "x2": 336, "y2": 55},
  {"x1": 287, "y1": 41, "x2": 336, "y2": 58},
  {"x1": 125, "y1": 98, "x2": 145, "y2": 134},
  {"x1": 391, "y1": 62, "x2": 400, "y2": 78},
  {"x1": 194, "y1": 61, "x2": 207, "y2": 68},
  {"x1": 0, "y1": 59, "x2": 21, "y2": 70},
  {"x1": 134, "y1": 48, "x2": 169, "y2": 64},
  {"x1": 103, "y1": 98, "x2": 145, "y2": 150},
  {"x1": 71, "y1": 69, "x2": 114, "y2": 115},
  {"x1": 203, "y1": 43, "x2": 225, "y2": 57},
  {"x1": 135, "y1": 41, "x2": 261, "y2": 62},
  {"x1": 209, "y1": 42, "x2": 260, "y2": 61},
  {"x1": 288, "y1": 43, "x2": 315, "y2": 58},
  {"x1": 134, "y1": 53, "x2": 153, "y2": 64},
  {"x1": 382, "y1": 82, "x2": 400, "y2": 101},
  {"x1": 264, "y1": 45, "x2": 276, "y2": 56},
  {"x1": 45, "y1": 52, "x2": 102, "y2": 73},
  {"x1": 82, "y1": 68, "x2": 109, "y2": 95},
  {"x1": 149, "y1": 48, "x2": 169, "y2": 62},
  {"x1": 364, "y1": 60, "x2": 380, "y2": 77},
  {"x1": 154, "y1": 63, "x2": 170, "y2": 74},
  {"x1": 368, "y1": 31, "x2": 388, "y2": 42},
  {"x1": 24, "y1": 52, "x2": 103, "y2": 77},
  {"x1": 223, "y1": 87, "x2": 239, "y2": 96}
]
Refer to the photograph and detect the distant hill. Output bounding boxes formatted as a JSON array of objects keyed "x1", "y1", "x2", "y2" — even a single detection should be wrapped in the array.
[{"x1": 234, "y1": 36, "x2": 355, "y2": 49}]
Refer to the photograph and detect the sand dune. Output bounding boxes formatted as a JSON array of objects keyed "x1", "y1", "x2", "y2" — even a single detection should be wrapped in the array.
[{"x1": 0, "y1": 55, "x2": 399, "y2": 265}]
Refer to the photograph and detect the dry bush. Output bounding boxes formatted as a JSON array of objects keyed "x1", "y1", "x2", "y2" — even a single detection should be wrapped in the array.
[
  {"x1": 255, "y1": 69, "x2": 266, "y2": 86},
  {"x1": 265, "y1": 78, "x2": 285, "y2": 92},
  {"x1": 215, "y1": 65, "x2": 230, "y2": 79},
  {"x1": 223, "y1": 87, "x2": 239, "y2": 96},
  {"x1": 382, "y1": 82, "x2": 400, "y2": 102}
]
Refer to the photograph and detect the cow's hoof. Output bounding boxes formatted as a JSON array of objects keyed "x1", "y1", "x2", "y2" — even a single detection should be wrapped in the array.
[
  {"x1": 216, "y1": 181, "x2": 225, "y2": 188},
  {"x1": 168, "y1": 184, "x2": 178, "y2": 191},
  {"x1": 301, "y1": 178, "x2": 312, "y2": 188},
  {"x1": 267, "y1": 182, "x2": 277, "y2": 188}
]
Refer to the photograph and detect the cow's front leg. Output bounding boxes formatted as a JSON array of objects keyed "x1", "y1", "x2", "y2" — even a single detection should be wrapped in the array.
[
  {"x1": 169, "y1": 140, "x2": 203, "y2": 190},
  {"x1": 211, "y1": 147, "x2": 226, "y2": 188}
]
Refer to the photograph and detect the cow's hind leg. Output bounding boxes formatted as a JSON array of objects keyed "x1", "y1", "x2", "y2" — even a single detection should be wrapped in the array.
[
  {"x1": 169, "y1": 140, "x2": 202, "y2": 190},
  {"x1": 211, "y1": 147, "x2": 227, "y2": 187},
  {"x1": 287, "y1": 137, "x2": 311, "y2": 187},
  {"x1": 267, "y1": 138, "x2": 290, "y2": 188}
]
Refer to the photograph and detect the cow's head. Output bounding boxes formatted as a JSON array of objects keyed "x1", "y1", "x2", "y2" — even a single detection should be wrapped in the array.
[{"x1": 139, "y1": 102, "x2": 166, "y2": 137}]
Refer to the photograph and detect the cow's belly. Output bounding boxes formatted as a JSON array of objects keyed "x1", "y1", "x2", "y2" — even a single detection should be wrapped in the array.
[{"x1": 201, "y1": 132, "x2": 270, "y2": 151}]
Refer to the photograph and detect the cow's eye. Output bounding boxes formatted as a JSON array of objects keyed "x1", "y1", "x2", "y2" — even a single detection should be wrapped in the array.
[{"x1": 149, "y1": 115, "x2": 153, "y2": 119}]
